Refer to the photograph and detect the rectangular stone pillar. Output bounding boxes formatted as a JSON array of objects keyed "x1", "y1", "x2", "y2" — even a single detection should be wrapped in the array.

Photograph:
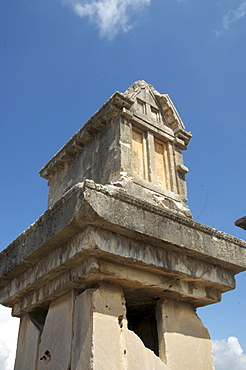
[
  {"x1": 72, "y1": 282, "x2": 167, "y2": 370},
  {"x1": 38, "y1": 291, "x2": 74, "y2": 370},
  {"x1": 14, "y1": 314, "x2": 41, "y2": 370},
  {"x1": 72, "y1": 282, "x2": 127, "y2": 370},
  {"x1": 156, "y1": 298, "x2": 214, "y2": 370}
]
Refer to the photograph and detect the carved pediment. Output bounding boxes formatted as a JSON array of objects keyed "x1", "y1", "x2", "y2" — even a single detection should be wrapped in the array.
[{"x1": 124, "y1": 80, "x2": 187, "y2": 132}]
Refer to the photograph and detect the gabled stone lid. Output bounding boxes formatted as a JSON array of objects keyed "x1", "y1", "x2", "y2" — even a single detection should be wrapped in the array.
[
  {"x1": 39, "y1": 81, "x2": 192, "y2": 216},
  {"x1": 39, "y1": 81, "x2": 191, "y2": 181},
  {"x1": 125, "y1": 80, "x2": 186, "y2": 131}
]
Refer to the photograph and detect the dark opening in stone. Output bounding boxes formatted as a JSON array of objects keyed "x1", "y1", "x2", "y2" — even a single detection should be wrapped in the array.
[{"x1": 126, "y1": 302, "x2": 159, "y2": 356}]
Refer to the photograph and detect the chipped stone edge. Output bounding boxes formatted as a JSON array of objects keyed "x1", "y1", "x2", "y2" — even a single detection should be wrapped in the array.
[{"x1": 1, "y1": 180, "x2": 246, "y2": 261}]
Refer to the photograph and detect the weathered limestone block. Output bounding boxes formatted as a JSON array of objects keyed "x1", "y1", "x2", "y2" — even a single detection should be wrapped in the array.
[
  {"x1": 14, "y1": 314, "x2": 41, "y2": 370},
  {"x1": 89, "y1": 284, "x2": 126, "y2": 370},
  {"x1": 38, "y1": 291, "x2": 74, "y2": 370},
  {"x1": 123, "y1": 328, "x2": 167, "y2": 370},
  {"x1": 156, "y1": 298, "x2": 214, "y2": 370},
  {"x1": 72, "y1": 289, "x2": 93, "y2": 370},
  {"x1": 72, "y1": 282, "x2": 167, "y2": 370}
]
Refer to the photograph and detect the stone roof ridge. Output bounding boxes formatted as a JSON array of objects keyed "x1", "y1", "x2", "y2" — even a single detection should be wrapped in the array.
[
  {"x1": 123, "y1": 80, "x2": 155, "y2": 99},
  {"x1": 124, "y1": 80, "x2": 187, "y2": 132}
]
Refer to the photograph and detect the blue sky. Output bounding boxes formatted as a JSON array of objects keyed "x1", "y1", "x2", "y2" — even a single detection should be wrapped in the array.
[{"x1": 1, "y1": 1, "x2": 246, "y2": 369}]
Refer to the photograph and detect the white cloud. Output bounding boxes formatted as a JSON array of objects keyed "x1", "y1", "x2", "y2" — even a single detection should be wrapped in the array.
[
  {"x1": 213, "y1": 337, "x2": 246, "y2": 370},
  {"x1": 0, "y1": 306, "x2": 19, "y2": 370},
  {"x1": 64, "y1": 0, "x2": 151, "y2": 39},
  {"x1": 216, "y1": 1, "x2": 246, "y2": 34}
]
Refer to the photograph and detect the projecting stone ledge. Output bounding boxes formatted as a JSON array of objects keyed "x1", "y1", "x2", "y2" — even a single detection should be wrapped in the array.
[
  {"x1": 1, "y1": 180, "x2": 246, "y2": 316},
  {"x1": 235, "y1": 216, "x2": 246, "y2": 230}
]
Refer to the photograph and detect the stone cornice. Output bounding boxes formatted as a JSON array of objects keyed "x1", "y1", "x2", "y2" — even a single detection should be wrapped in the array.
[
  {"x1": 1, "y1": 180, "x2": 246, "y2": 292},
  {"x1": 39, "y1": 92, "x2": 133, "y2": 180}
]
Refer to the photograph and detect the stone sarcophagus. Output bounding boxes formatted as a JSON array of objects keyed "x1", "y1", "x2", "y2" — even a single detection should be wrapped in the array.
[{"x1": 1, "y1": 81, "x2": 246, "y2": 370}]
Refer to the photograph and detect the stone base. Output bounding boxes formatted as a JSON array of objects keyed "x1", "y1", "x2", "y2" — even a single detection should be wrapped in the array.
[{"x1": 14, "y1": 282, "x2": 213, "y2": 370}]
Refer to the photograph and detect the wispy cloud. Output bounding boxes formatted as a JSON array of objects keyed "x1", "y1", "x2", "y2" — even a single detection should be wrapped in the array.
[
  {"x1": 212, "y1": 337, "x2": 246, "y2": 370},
  {"x1": 64, "y1": 0, "x2": 151, "y2": 39},
  {"x1": 216, "y1": 1, "x2": 246, "y2": 35}
]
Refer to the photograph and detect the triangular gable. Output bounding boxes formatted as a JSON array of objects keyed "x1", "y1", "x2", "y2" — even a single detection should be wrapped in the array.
[{"x1": 124, "y1": 80, "x2": 185, "y2": 131}]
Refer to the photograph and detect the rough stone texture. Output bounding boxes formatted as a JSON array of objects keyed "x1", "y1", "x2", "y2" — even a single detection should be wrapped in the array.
[
  {"x1": 72, "y1": 282, "x2": 167, "y2": 370},
  {"x1": 156, "y1": 298, "x2": 214, "y2": 369},
  {"x1": 124, "y1": 329, "x2": 167, "y2": 370},
  {"x1": 1, "y1": 182, "x2": 245, "y2": 296},
  {"x1": 71, "y1": 289, "x2": 94, "y2": 370},
  {"x1": 0, "y1": 181, "x2": 245, "y2": 319},
  {"x1": 40, "y1": 81, "x2": 192, "y2": 216},
  {"x1": 14, "y1": 314, "x2": 40, "y2": 370},
  {"x1": 38, "y1": 291, "x2": 74, "y2": 370},
  {"x1": 1, "y1": 224, "x2": 236, "y2": 317},
  {"x1": 47, "y1": 116, "x2": 122, "y2": 209},
  {"x1": 74, "y1": 283, "x2": 127, "y2": 370}
]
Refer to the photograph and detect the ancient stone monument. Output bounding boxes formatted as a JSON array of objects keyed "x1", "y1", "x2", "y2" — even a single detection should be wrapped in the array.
[{"x1": 1, "y1": 80, "x2": 246, "y2": 370}]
